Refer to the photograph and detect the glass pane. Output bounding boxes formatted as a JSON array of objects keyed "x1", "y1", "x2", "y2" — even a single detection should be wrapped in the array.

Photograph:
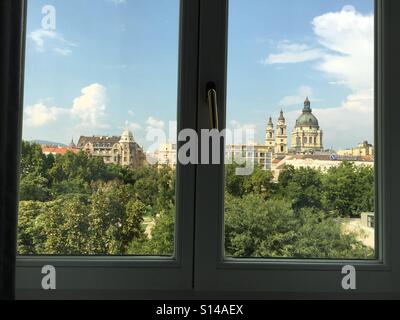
[
  {"x1": 19, "y1": 0, "x2": 179, "y2": 256},
  {"x1": 225, "y1": 0, "x2": 375, "y2": 260}
]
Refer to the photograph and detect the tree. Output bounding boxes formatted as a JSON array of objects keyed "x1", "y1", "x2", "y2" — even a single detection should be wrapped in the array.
[
  {"x1": 323, "y1": 162, "x2": 374, "y2": 217},
  {"x1": 129, "y1": 206, "x2": 175, "y2": 256},
  {"x1": 87, "y1": 181, "x2": 146, "y2": 254},
  {"x1": 18, "y1": 201, "x2": 47, "y2": 254},
  {"x1": 20, "y1": 141, "x2": 48, "y2": 178},
  {"x1": 225, "y1": 164, "x2": 246, "y2": 197},
  {"x1": 38, "y1": 196, "x2": 90, "y2": 255},
  {"x1": 225, "y1": 194, "x2": 373, "y2": 259},
  {"x1": 225, "y1": 164, "x2": 274, "y2": 199},
  {"x1": 19, "y1": 173, "x2": 50, "y2": 201},
  {"x1": 278, "y1": 166, "x2": 323, "y2": 212},
  {"x1": 243, "y1": 165, "x2": 274, "y2": 198}
]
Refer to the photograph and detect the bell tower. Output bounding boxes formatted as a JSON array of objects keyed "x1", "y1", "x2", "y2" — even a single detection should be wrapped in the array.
[
  {"x1": 275, "y1": 110, "x2": 288, "y2": 156},
  {"x1": 265, "y1": 116, "x2": 275, "y2": 153}
]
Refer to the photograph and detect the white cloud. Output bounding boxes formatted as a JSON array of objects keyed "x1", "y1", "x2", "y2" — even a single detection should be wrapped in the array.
[
  {"x1": 71, "y1": 83, "x2": 110, "y2": 129},
  {"x1": 146, "y1": 117, "x2": 165, "y2": 130},
  {"x1": 263, "y1": 42, "x2": 324, "y2": 65},
  {"x1": 267, "y1": 6, "x2": 374, "y2": 148},
  {"x1": 24, "y1": 102, "x2": 67, "y2": 127},
  {"x1": 313, "y1": 7, "x2": 374, "y2": 92},
  {"x1": 30, "y1": 29, "x2": 57, "y2": 51},
  {"x1": 128, "y1": 110, "x2": 135, "y2": 117},
  {"x1": 279, "y1": 86, "x2": 314, "y2": 106},
  {"x1": 25, "y1": 83, "x2": 111, "y2": 130},
  {"x1": 29, "y1": 29, "x2": 77, "y2": 55}
]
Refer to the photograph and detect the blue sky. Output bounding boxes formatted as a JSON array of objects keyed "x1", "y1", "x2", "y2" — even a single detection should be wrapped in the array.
[{"x1": 23, "y1": 0, "x2": 374, "y2": 151}]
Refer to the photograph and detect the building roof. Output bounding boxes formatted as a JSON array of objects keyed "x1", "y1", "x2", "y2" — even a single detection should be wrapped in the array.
[
  {"x1": 77, "y1": 136, "x2": 121, "y2": 148},
  {"x1": 120, "y1": 129, "x2": 135, "y2": 143},
  {"x1": 42, "y1": 146, "x2": 79, "y2": 155},
  {"x1": 278, "y1": 110, "x2": 285, "y2": 122},
  {"x1": 267, "y1": 116, "x2": 274, "y2": 128}
]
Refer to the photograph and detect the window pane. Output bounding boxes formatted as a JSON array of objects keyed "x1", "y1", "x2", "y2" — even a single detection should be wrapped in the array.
[
  {"x1": 225, "y1": 0, "x2": 375, "y2": 260},
  {"x1": 19, "y1": 0, "x2": 179, "y2": 256}
]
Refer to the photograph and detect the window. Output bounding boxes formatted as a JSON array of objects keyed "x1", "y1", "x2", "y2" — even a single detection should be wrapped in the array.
[
  {"x1": 14, "y1": 0, "x2": 199, "y2": 295},
  {"x1": 193, "y1": 0, "x2": 400, "y2": 296},
  {"x1": 19, "y1": 0, "x2": 181, "y2": 257},
  {"x1": 224, "y1": 0, "x2": 376, "y2": 261},
  {"x1": 2, "y1": 0, "x2": 400, "y2": 299}
]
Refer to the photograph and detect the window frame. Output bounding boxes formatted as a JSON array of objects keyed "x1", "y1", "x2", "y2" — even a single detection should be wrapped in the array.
[
  {"x1": 194, "y1": 0, "x2": 400, "y2": 296},
  {"x1": 3, "y1": 0, "x2": 400, "y2": 299},
  {"x1": 11, "y1": 0, "x2": 200, "y2": 297},
  {"x1": 0, "y1": 0, "x2": 26, "y2": 301}
]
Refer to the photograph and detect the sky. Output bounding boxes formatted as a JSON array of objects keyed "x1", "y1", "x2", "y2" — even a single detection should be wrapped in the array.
[{"x1": 23, "y1": 0, "x2": 374, "y2": 151}]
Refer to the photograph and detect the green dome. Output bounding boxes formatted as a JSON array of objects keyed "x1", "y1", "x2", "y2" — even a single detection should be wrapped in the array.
[
  {"x1": 295, "y1": 97, "x2": 319, "y2": 128},
  {"x1": 296, "y1": 112, "x2": 319, "y2": 127}
]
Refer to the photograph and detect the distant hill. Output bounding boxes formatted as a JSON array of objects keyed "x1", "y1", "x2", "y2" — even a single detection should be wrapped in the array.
[{"x1": 31, "y1": 140, "x2": 67, "y2": 147}]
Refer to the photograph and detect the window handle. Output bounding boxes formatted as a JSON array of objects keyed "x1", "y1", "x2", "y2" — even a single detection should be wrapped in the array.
[{"x1": 207, "y1": 83, "x2": 219, "y2": 130}]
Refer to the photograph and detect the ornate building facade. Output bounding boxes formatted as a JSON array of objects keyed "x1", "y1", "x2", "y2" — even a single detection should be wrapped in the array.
[
  {"x1": 77, "y1": 129, "x2": 145, "y2": 168},
  {"x1": 265, "y1": 97, "x2": 323, "y2": 156},
  {"x1": 291, "y1": 97, "x2": 323, "y2": 154}
]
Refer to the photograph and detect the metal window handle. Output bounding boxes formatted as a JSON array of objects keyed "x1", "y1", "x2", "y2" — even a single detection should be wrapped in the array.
[{"x1": 207, "y1": 86, "x2": 219, "y2": 130}]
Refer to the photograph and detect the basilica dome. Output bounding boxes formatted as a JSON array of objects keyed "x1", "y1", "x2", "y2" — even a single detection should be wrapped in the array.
[{"x1": 295, "y1": 97, "x2": 319, "y2": 128}]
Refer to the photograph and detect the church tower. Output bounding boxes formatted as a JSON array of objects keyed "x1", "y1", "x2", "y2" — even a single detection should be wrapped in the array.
[
  {"x1": 265, "y1": 116, "x2": 275, "y2": 153},
  {"x1": 275, "y1": 110, "x2": 288, "y2": 156}
]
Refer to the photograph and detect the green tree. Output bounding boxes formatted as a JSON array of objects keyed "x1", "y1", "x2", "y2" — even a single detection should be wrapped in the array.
[
  {"x1": 20, "y1": 141, "x2": 48, "y2": 177},
  {"x1": 129, "y1": 206, "x2": 175, "y2": 256},
  {"x1": 278, "y1": 166, "x2": 323, "y2": 212},
  {"x1": 323, "y1": 162, "x2": 374, "y2": 217},
  {"x1": 18, "y1": 201, "x2": 47, "y2": 254},
  {"x1": 37, "y1": 196, "x2": 90, "y2": 255},
  {"x1": 87, "y1": 181, "x2": 146, "y2": 254},
  {"x1": 19, "y1": 173, "x2": 50, "y2": 201},
  {"x1": 225, "y1": 194, "x2": 373, "y2": 259},
  {"x1": 225, "y1": 164, "x2": 246, "y2": 197}
]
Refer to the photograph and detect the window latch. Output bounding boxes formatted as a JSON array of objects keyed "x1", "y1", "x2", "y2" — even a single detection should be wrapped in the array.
[{"x1": 207, "y1": 83, "x2": 219, "y2": 130}]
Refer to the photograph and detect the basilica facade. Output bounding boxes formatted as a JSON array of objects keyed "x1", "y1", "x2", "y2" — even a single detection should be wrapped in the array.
[{"x1": 266, "y1": 97, "x2": 323, "y2": 156}]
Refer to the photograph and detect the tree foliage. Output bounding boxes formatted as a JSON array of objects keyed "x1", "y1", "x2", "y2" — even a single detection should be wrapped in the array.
[{"x1": 18, "y1": 142, "x2": 374, "y2": 259}]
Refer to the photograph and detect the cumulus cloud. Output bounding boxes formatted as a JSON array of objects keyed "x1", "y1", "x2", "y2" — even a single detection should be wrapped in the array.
[
  {"x1": 313, "y1": 6, "x2": 373, "y2": 92},
  {"x1": 268, "y1": 6, "x2": 374, "y2": 148},
  {"x1": 25, "y1": 83, "x2": 111, "y2": 130},
  {"x1": 24, "y1": 102, "x2": 68, "y2": 127},
  {"x1": 71, "y1": 83, "x2": 110, "y2": 129}
]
